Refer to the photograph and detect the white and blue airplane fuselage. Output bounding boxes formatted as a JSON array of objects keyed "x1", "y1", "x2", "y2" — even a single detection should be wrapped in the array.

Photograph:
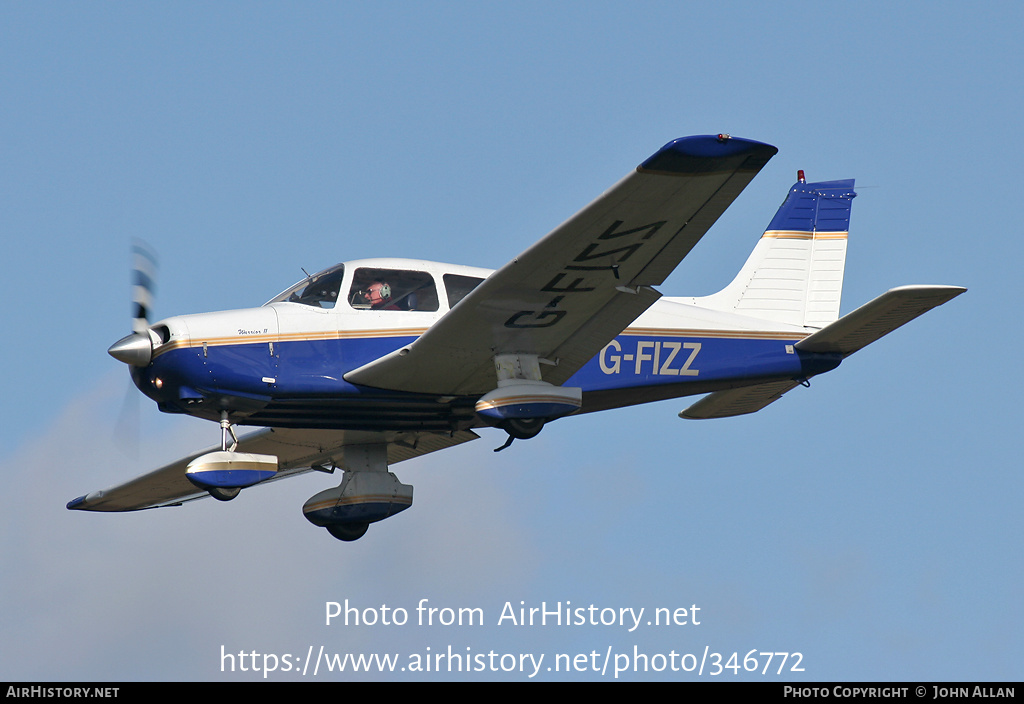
[{"x1": 132, "y1": 260, "x2": 839, "y2": 431}]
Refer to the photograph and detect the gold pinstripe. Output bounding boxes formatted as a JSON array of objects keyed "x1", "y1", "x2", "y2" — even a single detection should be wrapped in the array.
[
  {"x1": 620, "y1": 327, "x2": 809, "y2": 340},
  {"x1": 475, "y1": 395, "x2": 582, "y2": 411},
  {"x1": 761, "y1": 229, "x2": 848, "y2": 240},
  {"x1": 303, "y1": 495, "x2": 413, "y2": 513},
  {"x1": 155, "y1": 325, "x2": 807, "y2": 360}
]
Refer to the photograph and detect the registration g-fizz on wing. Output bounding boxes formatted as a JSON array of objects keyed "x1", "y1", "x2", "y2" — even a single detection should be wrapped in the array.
[{"x1": 70, "y1": 135, "x2": 965, "y2": 542}]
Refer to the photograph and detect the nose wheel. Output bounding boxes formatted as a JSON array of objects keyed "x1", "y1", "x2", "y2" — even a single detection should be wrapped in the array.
[{"x1": 184, "y1": 411, "x2": 279, "y2": 501}]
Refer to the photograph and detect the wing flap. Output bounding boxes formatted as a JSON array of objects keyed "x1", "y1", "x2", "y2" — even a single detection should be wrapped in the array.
[
  {"x1": 67, "y1": 427, "x2": 478, "y2": 512},
  {"x1": 346, "y1": 136, "x2": 777, "y2": 395}
]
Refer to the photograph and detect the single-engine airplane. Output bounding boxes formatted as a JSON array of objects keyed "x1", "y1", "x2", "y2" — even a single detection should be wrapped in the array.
[{"x1": 69, "y1": 135, "x2": 964, "y2": 541}]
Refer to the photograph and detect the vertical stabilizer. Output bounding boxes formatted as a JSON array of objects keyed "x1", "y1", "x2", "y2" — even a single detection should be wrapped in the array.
[{"x1": 692, "y1": 176, "x2": 856, "y2": 328}]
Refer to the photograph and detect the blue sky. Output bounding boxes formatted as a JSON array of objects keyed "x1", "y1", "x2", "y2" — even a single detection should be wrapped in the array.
[{"x1": 2, "y1": 2, "x2": 1020, "y2": 681}]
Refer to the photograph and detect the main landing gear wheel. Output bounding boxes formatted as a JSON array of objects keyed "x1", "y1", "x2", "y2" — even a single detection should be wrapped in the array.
[
  {"x1": 326, "y1": 522, "x2": 369, "y2": 542},
  {"x1": 500, "y1": 417, "x2": 545, "y2": 440},
  {"x1": 207, "y1": 486, "x2": 241, "y2": 502}
]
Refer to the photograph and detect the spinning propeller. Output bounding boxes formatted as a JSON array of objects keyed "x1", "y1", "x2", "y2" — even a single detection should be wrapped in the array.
[
  {"x1": 130, "y1": 239, "x2": 158, "y2": 335},
  {"x1": 108, "y1": 240, "x2": 159, "y2": 366},
  {"x1": 111, "y1": 240, "x2": 159, "y2": 458}
]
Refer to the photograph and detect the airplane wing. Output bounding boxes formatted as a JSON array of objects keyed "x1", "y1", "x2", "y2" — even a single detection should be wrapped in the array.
[
  {"x1": 67, "y1": 427, "x2": 479, "y2": 512},
  {"x1": 346, "y1": 135, "x2": 778, "y2": 395}
]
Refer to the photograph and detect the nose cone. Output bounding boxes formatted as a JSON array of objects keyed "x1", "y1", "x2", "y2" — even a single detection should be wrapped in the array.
[{"x1": 108, "y1": 332, "x2": 153, "y2": 366}]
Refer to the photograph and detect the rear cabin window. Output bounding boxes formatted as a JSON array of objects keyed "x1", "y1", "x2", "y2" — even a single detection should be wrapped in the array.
[
  {"x1": 348, "y1": 268, "x2": 439, "y2": 311},
  {"x1": 443, "y1": 274, "x2": 485, "y2": 309}
]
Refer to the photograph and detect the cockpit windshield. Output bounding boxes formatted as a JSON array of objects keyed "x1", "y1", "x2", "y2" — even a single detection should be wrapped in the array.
[{"x1": 266, "y1": 264, "x2": 345, "y2": 308}]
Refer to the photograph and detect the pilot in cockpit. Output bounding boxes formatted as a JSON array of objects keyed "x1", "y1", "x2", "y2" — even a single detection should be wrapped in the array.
[{"x1": 363, "y1": 281, "x2": 400, "y2": 310}]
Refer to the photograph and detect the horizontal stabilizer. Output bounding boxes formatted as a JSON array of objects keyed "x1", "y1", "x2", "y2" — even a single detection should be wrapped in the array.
[
  {"x1": 795, "y1": 285, "x2": 966, "y2": 356},
  {"x1": 679, "y1": 380, "x2": 802, "y2": 419},
  {"x1": 681, "y1": 285, "x2": 965, "y2": 420}
]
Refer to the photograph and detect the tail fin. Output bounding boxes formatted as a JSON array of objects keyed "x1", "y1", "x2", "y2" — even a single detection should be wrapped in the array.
[{"x1": 692, "y1": 175, "x2": 857, "y2": 328}]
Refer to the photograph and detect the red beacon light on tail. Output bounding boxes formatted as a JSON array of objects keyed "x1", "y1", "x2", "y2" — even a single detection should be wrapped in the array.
[{"x1": 797, "y1": 170, "x2": 806, "y2": 183}]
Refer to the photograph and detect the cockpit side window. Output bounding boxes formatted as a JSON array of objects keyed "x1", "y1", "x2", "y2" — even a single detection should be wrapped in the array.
[
  {"x1": 349, "y1": 268, "x2": 439, "y2": 311},
  {"x1": 443, "y1": 274, "x2": 485, "y2": 309},
  {"x1": 267, "y1": 264, "x2": 345, "y2": 308}
]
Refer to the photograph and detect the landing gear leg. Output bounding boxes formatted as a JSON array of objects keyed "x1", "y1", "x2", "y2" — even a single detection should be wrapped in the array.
[
  {"x1": 205, "y1": 411, "x2": 242, "y2": 499},
  {"x1": 220, "y1": 410, "x2": 238, "y2": 452}
]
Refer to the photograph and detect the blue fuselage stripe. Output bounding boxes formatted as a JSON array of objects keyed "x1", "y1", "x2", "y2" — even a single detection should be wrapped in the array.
[{"x1": 143, "y1": 332, "x2": 811, "y2": 415}]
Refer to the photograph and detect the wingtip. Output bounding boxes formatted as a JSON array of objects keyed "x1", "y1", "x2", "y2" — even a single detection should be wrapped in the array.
[
  {"x1": 639, "y1": 135, "x2": 778, "y2": 175},
  {"x1": 888, "y1": 284, "x2": 968, "y2": 300}
]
